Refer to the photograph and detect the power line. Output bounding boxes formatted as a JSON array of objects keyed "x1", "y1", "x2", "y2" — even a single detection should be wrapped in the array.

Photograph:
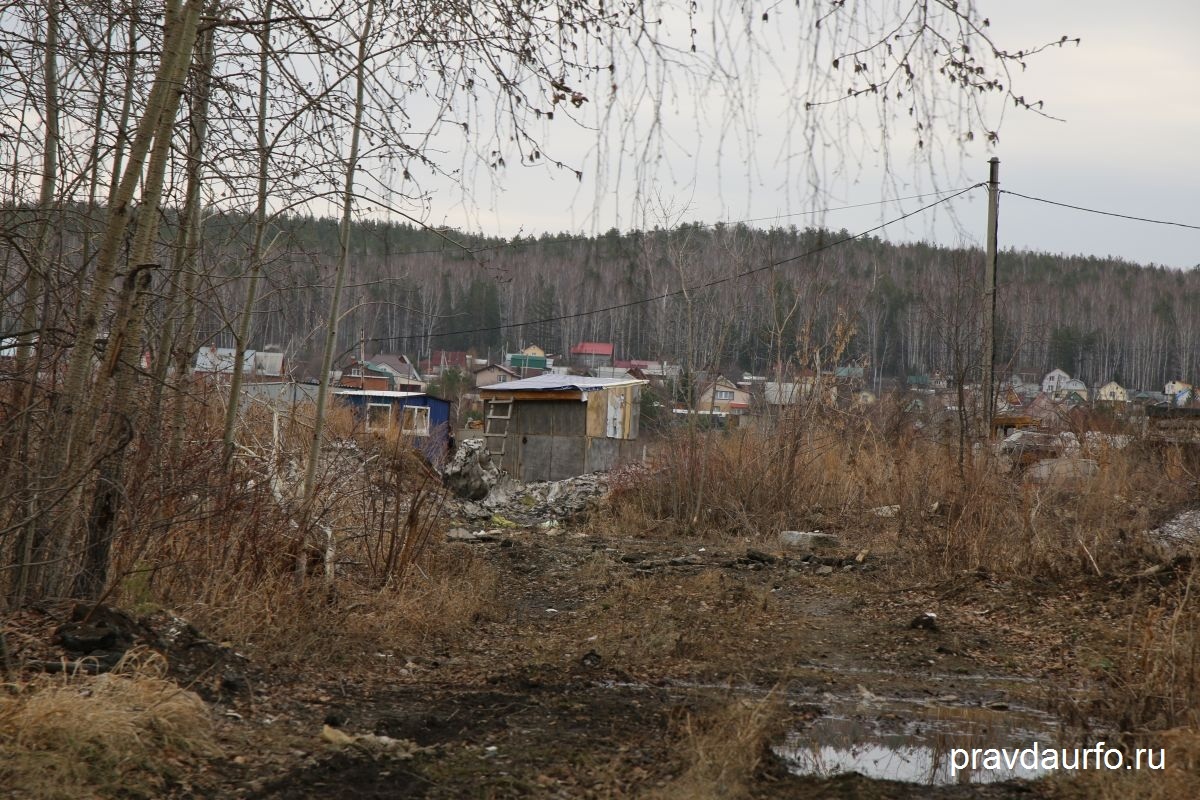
[
  {"x1": 1001, "y1": 190, "x2": 1200, "y2": 231},
  {"x1": 368, "y1": 183, "x2": 983, "y2": 346},
  {"x1": 382, "y1": 186, "x2": 982, "y2": 259}
]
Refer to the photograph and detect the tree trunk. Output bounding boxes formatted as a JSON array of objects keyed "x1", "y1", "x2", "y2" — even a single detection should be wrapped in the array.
[
  {"x1": 223, "y1": 0, "x2": 275, "y2": 464},
  {"x1": 32, "y1": 0, "x2": 203, "y2": 600},
  {"x1": 301, "y1": 0, "x2": 377, "y2": 582}
]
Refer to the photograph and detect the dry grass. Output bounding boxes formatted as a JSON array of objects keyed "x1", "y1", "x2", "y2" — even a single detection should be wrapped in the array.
[
  {"x1": 171, "y1": 544, "x2": 503, "y2": 667},
  {"x1": 1049, "y1": 729, "x2": 1200, "y2": 799},
  {"x1": 610, "y1": 405, "x2": 1200, "y2": 778},
  {"x1": 559, "y1": 568, "x2": 776, "y2": 672},
  {"x1": 612, "y1": 406, "x2": 1191, "y2": 582},
  {"x1": 0, "y1": 650, "x2": 216, "y2": 799},
  {"x1": 650, "y1": 692, "x2": 784, "y2": 800},
  {"x1": 1060, "y1": 563, "x2": 1200, "y2": 748}
]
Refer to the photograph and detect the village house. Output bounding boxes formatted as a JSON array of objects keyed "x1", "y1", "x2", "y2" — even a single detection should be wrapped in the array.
[
  {"x1": 1042, "y1": 368, "x2": 1071, "y2": 397},
  {"x1": 419, "y1": 350, "x2": 480, "y2": 377},
  {"x1": 193, "y1": 346, "x2": 287, "y2": 383},
  {"x1": 569, "y1": 341, "x2": 615, "y2": 369},
  {"x1": 832, "y1": 364, "x2": 865, "y2": 388},
  {"x1": 473, "y1": 362, "x2": 519, "y2": 388},
  {"x1": 1165, "y1": 379, "x2": 1192, "y2": 404},
  {"x1": 475, "y1": 374, "x2": 646, "y2": 481},
  {"x1": 366, "y1": 353, "x2": 424, "y2": 391},
  {"x1": 1096, "y1": 380, "x2": 1128, "y2": 404},
  {"x1": 506, "y1": 350, "x2": 550, "y2": 376},
  {"x1": 613, "y1": 359, "x2": 681, "y2": 386},
  {"x1": 697, "y1": 376, "x2": 751, "y2": 415},
  {"x1": 1062, "y1": 378, "x2": 1089, "y2": 401},
  {"x1": 338, "y1": 359, "x2": 394, "y2": 391}
]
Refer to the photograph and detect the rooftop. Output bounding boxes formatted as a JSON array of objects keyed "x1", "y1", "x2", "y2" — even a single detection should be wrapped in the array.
[
  {"x1": 570, "y1": 342, "x2": 614, "y2": 357},
  {"x1": 479, "y1": 374, "x2": 645, "y2": 392}
]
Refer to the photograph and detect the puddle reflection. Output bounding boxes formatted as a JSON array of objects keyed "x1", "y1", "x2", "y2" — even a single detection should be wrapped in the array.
[{"x1": 776, "y1": 707, "x2": 1057, "y2": 785}]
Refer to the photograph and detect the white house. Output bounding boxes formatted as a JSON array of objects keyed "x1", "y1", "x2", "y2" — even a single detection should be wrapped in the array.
[
  {"x1": 1165, "y1": 379, "x2": 1192, "y2": 397},
  {"x1": 1042, "y1": 368, "x2": 1071, "y2": 396},
  {"x1": 1096, "y1": 381, "x2": 1128, "y2": 403},
  {"x1": 1062, "y1": 378, "x2": 1089, "y2": 401}
]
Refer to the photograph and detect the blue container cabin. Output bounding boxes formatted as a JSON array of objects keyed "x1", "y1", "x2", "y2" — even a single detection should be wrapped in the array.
[{"x1": 333, "y1": 389, "x2": 452, "y2": 462}]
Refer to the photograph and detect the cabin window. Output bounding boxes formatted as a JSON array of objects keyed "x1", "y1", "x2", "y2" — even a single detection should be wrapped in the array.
[
  {"x1": 401, "y1": 406, "x2": 430, "y2": 436},
  {"x1": 716, "y1": 390, "x2": 734, "y2": 401},
  {"x1": 366, "y1": 403, "x2": 392, "y2": 430}
]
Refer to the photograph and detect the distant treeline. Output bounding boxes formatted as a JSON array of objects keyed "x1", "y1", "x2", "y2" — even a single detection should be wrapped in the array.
[{"x1": 4, "y1": 204, "x2": 1196, "y2": 390}]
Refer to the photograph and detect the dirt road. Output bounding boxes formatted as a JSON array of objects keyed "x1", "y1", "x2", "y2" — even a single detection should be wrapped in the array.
[{"x1": 223, "y1": 525, "x2": 1086, "y2": 799}]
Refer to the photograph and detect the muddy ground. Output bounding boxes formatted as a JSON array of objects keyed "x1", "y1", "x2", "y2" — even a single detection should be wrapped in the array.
[
  {"x1": 10, "y1": 513, "x2": 1178, "y2": 798},
  {"x1": 145, "y1": 519, "x2": 1153, "y2": 800}
]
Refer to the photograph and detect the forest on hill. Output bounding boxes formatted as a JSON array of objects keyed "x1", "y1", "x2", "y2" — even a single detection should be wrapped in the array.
[{"x1": 190, "y1": 212, "x2": 1198, "y2": 392}]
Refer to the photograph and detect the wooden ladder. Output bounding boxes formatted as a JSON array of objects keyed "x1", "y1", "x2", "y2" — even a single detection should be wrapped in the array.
[{"x1": 483, "y1": 397, "x2": 513, "y2": 456}]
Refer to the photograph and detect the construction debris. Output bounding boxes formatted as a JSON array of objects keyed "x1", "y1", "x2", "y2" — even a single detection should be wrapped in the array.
[
  {"x1": 454, "y1": 472, "x2": 610, "y2": 527},
  {"x1": 441, "y1": 438, "x2": 500, "y2": 500}
]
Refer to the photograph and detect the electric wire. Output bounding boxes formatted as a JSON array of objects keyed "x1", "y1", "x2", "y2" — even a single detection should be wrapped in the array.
[{"x1": 1001, "y1": 190, "x2": 1200, "y2": 231}]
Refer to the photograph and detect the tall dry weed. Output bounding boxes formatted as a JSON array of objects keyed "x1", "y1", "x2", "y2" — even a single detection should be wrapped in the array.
[
  {"x1": 612, "y1": 403, "x2": 1190, "y2": 581},
  {"x1": 650, "y1": 692, "x2": 783, "y2": 800},
  {"x1": 97, "y1": 389, "x2": 465, "y2": 666}
]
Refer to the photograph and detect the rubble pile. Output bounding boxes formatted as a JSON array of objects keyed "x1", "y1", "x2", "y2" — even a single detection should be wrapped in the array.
[
  {"x1": 439, "y1": 441, "x2": 608, "y2": 526},
  {"x1": 455, "y1": 472, "x2": 610, "y2": 526},
  {"x1": 441, "y1": 438, "x2": 500, "y2": 501}
]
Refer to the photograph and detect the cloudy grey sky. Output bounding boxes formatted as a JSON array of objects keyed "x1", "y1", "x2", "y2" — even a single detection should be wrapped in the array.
[{"x1": 418, "y1": 1, "x2": 1199, "y2": 269}]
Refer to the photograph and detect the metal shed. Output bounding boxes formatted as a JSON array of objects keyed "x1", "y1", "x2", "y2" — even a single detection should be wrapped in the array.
[{"x1": 477, "y1": 375, "x2": 646, "y2": 481}]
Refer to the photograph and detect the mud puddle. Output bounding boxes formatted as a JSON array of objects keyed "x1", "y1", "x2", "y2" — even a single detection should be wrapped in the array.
[{"x1": 776, "y1": 698, "x2": 1060, "y2": 785}]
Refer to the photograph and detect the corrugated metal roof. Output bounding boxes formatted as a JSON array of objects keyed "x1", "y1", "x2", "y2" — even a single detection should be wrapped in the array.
[
  {"x1": 333, "y1": 389, "x2": 429, "y2": 399},
  {"x1": 570, "y1": 342, "x2": 614, "y2": 356},
  {"x1": 479, "y1": 374, "x2": 645, "y2": 392}
]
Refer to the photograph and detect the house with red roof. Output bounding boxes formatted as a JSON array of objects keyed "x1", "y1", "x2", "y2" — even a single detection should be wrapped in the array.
[{"x1": 570, "y1": 341, "x2": 614, "y2": 368}]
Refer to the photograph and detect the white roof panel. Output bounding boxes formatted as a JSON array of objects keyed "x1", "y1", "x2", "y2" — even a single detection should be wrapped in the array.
[{"x1": 479, "y1": 374, "x2": 646, "y2": 392}]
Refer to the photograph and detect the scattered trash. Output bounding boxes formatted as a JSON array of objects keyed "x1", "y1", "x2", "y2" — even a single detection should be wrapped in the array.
[
  {"x1": 321, "y1": 724, "x2": 424, "y2": 757},
  {"x1": 909, "y1": 612, "x2": 938, "y2": 631}
]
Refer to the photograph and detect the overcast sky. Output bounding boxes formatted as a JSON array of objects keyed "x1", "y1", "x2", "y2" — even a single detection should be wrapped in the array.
[{"x1": 413, "y1": 1, "x2": 1199, "y2": 269}]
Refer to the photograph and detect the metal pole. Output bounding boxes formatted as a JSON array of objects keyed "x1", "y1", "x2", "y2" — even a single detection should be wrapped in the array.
[{"x1": 982, "y1": 157, "x2": 1000, "y2": 433}]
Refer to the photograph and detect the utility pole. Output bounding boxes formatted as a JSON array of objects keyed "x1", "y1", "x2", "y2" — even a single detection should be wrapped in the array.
[{"x1": 982, "y1": 157, "x2": 1000, "y2": 433}]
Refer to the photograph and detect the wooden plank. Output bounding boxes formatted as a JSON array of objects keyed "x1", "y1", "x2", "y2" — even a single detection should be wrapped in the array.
[{"x1": 586, "y1": 392, "x2": 607, "y2": 438}]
